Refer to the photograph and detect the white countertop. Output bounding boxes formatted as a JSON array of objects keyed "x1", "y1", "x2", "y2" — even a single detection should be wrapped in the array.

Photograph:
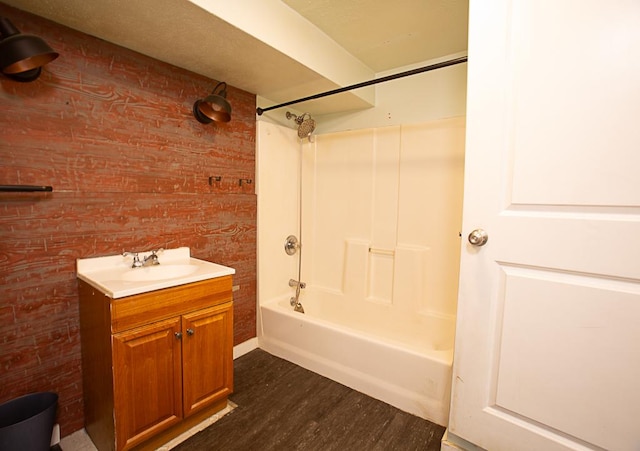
[{"x1": 77, "y1": 247, "x2": 235, "y2": 299}]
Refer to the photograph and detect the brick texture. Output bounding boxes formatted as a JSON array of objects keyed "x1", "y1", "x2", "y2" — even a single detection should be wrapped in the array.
[{"x1": 0, "y1": 4, "x2": 257, "y2": 436}]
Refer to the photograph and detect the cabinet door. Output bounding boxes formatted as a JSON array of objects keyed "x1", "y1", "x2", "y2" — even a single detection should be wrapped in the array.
[
  {"x1": 113, "y1": 317, "x2": 183, "y2": 451},
  {"x1": 182, "y1": 302, "x2": 234, "y2": 417}
]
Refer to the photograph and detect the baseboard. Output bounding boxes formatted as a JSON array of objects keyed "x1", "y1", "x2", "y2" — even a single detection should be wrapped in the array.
[
  {"x1": 441, "y1": 430, "x2": 485, "y2": 451},
  {"x1": 233, "y1": 337, "x2": 259, "y2": 359}
]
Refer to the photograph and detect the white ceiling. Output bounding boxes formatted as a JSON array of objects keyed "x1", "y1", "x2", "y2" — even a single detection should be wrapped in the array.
[
  {"x1": 2, "y1": 0, "x2": 468, "y2": 114},
  {"x1": 282, "y1": 0, "x2": 469, "y2": 73}
]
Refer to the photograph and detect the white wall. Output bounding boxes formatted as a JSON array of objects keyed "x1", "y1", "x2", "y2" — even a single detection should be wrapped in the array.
[{"x1": 314, "y1": 53, "x2": 467, "y2": 134}]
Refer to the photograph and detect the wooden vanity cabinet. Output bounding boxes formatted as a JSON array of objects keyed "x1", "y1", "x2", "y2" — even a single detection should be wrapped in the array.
[{"x1": 79, "y1": 276, "x2": 234, "y2": 451}]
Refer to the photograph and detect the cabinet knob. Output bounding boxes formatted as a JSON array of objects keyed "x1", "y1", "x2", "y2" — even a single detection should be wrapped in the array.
[
  {"x1": 174, "y1": 332, "x2": 182, "y2": 340},
  {"x1": 186, "y1": 328, "x2": 194, "y2": 336}
]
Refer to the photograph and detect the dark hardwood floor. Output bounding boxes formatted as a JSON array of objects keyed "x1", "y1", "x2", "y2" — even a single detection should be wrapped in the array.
[{"x1": 174, "y1": 349, "x2": 446, "y2": 450}]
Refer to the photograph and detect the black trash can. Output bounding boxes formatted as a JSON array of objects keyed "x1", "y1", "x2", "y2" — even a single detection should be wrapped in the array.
[{"x1": 0, "y1": 392, "x2": 58, "y2": 451}]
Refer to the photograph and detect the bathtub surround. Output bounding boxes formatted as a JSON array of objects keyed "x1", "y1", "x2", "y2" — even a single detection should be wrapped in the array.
[
  {"x1": 303, "y1": 119, "x2": 465, "y2": 318},
  {"x1": 257, "y1": 117, "x2": 465, "y2": 425},
  {"x1": 0, "y1": 4, "x2": 256, "y2": 437}
]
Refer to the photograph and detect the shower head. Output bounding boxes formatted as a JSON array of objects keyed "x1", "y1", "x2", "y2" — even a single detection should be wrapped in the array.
[
  {"x1": 286, "y1": 111, "x2": 316, "y2": 140},
  {"x1": 296, "y1": 113, "x2": 316, "y2": 140}
]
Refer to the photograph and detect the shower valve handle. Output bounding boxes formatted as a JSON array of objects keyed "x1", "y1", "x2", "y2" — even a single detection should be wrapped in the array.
[
  {"x1": 289, "y1": 279, "x2": 306, "y2": 289},
  {"x1": 284, "y1": 235, "x2": 300, "y2": 255}
]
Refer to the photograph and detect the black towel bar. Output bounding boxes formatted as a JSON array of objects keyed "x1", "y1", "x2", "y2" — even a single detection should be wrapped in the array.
[{"x1": 0, "y1": 185, "x2": 53, "y2": 192}]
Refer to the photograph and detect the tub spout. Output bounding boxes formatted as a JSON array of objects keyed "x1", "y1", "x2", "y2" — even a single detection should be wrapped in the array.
[
  {"x1": 290, "y1": 297, "x2": 305, "y2": 313},
  {"x1": 289, "y1": 278, "x2": 305, "y2": 314}
]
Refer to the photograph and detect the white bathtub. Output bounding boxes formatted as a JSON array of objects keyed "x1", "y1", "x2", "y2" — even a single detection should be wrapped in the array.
[{"x1": 258, "y1": 289, "x2": 455, "y2": 426}]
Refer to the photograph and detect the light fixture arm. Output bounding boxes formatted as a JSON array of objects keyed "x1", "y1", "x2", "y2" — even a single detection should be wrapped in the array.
[
  {"x1": 211, "y1": 81, "x2": 227, "y2": 96},
  {"x1": 0, "y1": 17, "x2": 20, "y2": 38}
]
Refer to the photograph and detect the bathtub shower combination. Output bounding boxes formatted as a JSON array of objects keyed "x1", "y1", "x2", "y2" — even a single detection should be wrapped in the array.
[{"x1": 257, "y1": 117, "x2": 465, "y2": 426}]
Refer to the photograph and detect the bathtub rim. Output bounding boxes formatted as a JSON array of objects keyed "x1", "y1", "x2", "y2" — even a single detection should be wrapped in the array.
[{"x1": 261, "y1": 294, "x2": 455, "y2": 365}]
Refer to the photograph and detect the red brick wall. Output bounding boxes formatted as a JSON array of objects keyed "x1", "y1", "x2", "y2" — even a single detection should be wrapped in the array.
[{"x1": 0, "y1": 4, "x2": 256, "y2": 435}]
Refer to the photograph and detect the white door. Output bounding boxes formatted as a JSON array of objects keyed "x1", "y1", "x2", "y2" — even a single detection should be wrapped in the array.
[{"x1": 449, "y1": 1, "x2": 640, "y2": 450}]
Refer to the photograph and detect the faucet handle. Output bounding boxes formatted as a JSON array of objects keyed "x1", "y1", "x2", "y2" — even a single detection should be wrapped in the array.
[
  {"x1": 148, "y1": 248, "x2": 164, "y2": 264},
  {"x1": 123, "y1": 251, "x2": 143, "y2": 268}
]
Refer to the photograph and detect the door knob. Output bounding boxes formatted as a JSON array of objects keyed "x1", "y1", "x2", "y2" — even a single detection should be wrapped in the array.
[
  {"x1": 175, "y1": 332, "x2": 182, "y2": 340},
  {"x1": 468, "y1": 229, "x2": 488, "y2": 246},
  {"x1": 186, "y1": 328, "x2": 194, "y2": 336}
]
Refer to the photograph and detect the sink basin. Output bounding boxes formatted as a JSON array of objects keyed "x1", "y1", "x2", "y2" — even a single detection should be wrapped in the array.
[
  {"x1": 121, "y1": 264, "x2": 199, "y2": 282},
  {"x1": 77, "y1": 247, "x2": 235, "y2": 298}
]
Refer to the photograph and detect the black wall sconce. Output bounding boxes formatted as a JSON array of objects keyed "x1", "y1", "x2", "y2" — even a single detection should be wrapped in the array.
[
  {"x1": 0, "y1": 17, "x2": 58, "y2": 82},
  {"x1": 193, "y1": 81, "x2": 232, "y2": 124}
]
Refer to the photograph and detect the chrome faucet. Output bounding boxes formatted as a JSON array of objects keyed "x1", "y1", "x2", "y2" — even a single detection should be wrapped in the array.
[
  {"x1": 123, "y1": 249, "x2": 163, "y2": 268},
  {"x1": 142, "y1": 249, "x2": 162, "y2": 266}
]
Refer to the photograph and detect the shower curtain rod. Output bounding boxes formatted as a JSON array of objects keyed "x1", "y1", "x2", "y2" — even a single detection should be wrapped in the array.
[{"x1": 256, "y1": 55, "x2": 467, "y2": 116}]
